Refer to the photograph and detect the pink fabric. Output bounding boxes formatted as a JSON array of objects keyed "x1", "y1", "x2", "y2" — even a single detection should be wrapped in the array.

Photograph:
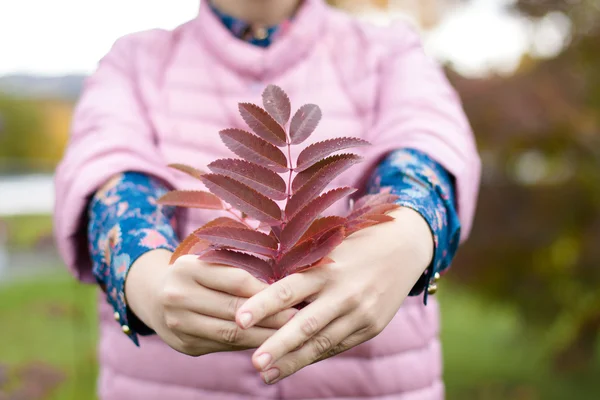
[{"x1": 53, "y1": 0, "x2": 480, "y2": 398}]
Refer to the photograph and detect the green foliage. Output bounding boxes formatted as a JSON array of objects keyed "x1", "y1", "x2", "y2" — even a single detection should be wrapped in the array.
[
  {"x1": 0, "y1": 94, "x2": 44, "y2": 164},
  {"x1": 447, "y1": 5, "x2": 600, "y2": 371}
]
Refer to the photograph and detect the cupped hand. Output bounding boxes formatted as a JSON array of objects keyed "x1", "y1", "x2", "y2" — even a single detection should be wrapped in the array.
[
  {"x1": 125, "y1": 250, "x2": 297, "y2": 356},
  {"x1": 235, "y1": 208, "x2": 434, "y2": 384}
]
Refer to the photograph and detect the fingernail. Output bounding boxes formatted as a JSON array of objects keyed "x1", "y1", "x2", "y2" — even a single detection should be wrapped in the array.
[
  {"x1": 239, "y1": 312, "x2": 253, "y2": 328},
  {"x1": 255, "y1": 353, "x2": 272, "y2": 370},
  {"x1": 262, "y1": 368, "x2": 280, "y2": 384}
]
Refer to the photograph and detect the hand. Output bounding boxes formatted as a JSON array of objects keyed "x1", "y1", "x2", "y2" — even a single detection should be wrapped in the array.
[
  {"x1": 235, "y1": 208, "x2": 434, "y2": 384},
  {"x1": 125, "y1": 250, "x2": 297, "y2": 356}
]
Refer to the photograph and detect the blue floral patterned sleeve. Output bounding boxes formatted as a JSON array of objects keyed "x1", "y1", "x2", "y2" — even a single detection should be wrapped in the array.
[
  {"x1": 367, "y1": 148, "x2": 461, "y2": 305},
  {"x1": 87, "y1": 172, "x2": 179, "y2": 346}
]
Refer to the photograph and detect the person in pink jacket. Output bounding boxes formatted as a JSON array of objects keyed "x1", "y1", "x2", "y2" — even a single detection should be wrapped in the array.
[{"x1": 53, "y1": 0, "x2": 480, "y2": 398}]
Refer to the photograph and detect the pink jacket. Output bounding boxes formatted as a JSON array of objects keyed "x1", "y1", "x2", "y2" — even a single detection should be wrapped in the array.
[{"x1": 54, "y1": 1, "x2": 480, "y2": 398}]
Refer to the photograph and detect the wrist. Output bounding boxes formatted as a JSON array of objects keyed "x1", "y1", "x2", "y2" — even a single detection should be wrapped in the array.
[
  {"x1": 125, "y1": 249, "x2": 172, "y2": 331},
  {"x1": 394, "y1": 208, "x2": 434, "y2": 268}
]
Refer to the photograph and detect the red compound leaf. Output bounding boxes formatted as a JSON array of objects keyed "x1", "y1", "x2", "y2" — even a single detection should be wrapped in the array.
[
  {"x1": 199, "y1": 250, "x2": 273, "y2": 282},
  {"x1": 239, "y1": 103, "x2": 287, "y2": 147},
  {"x1": 157, "y1": 190, "x2": 223, "y2": 210},
  {"x1": 219, "y1": 128, "x2": 288, "y2": 173},
  {"x1": 195, "y1": 226, "x2": 278, "y2": 256},
  {"x1": 208, "y1": 159, "x2": 287, "y2": 200},
  {"x1": 296, "y1": 137, "x2": 370, "y2": 171},
  {"x1": 200, "y1": 174, "x2": 282, "y2": 225},
  {"x1": 262, "y1": 84, "x2": 291, "y2": 126},
  {"x1": 289, "y1": 104, "x2": 322, "y2": 144}
]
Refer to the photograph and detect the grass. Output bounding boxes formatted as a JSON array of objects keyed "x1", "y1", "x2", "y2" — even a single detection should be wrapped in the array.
[
  {"x1": 0, "y1": 271, "x2": 98, "y2": 399},
  {"x1": 0, "y1": 270, "x2": 599, "y2": 400}
]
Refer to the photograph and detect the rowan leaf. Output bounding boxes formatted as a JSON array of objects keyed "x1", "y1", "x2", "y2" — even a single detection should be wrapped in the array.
[
  {"x1": 157, "y1": 190, "x2": 223, "y2": 209},
  {"x1": 208, "y1": 159, "x2": 287, "y2": 200},
  {"x1": 292, "y1": 153, "x2": 362, "y2": 193},
  {"x1": 348, "y1": 203, "x2": 400, "y2": 221},
  {"x1": 293, "y1": 228, "x2": 345, "y2": 274},
  {"x1": 219, "y1": 128, "x2": 288, "y2": 173},
  {"x1": 168, "y1": 216, "x2": 245, "y2": 264},
  {"x1": 344, "y1": 219, "x2": 380, "y2": 236},
  {"x1": 280, "y1": 187, "x2": 356, "y2": 250},
  {"x1": 289, "y1": 104, "x2": 322, "y2": 144},
  {"x1": 296, "y1": 137, "x2": 371, "y2": 171},
  {"x1": 298, "y1": 216, "x2": 347, "y2": 244},
  {"x1": 286, "y1": 154, "x2": 361, "y2": 218},
  {"x1": 200, "y1": 217, "x2": 248, "y2": 230},
  {"x1": 278, "y1": 227, "x2": 345, "y2": 276},
  {"x1": 364, "y1": 214, "x2": 396, "y2": 223},
  {"x1": 270, "y1": 225, "x2": 282, "y2": 240},
  {"x1": 262, "y1": 85, "x2": 291, "y2": 126},
  {"x1": 353, "y1": 190, "x2": 399, "y2": 210},
  {"x1": 199, "y1": 250, "x2": 273, "y2": 282},
  {"x1": 195, "y1": 227, "x2": 278, "y2": 256},
  {"x1": 169, "y1": 234, "x2": 206, "y2": 264},
  {"x1": 239, "y1": 103, "x2": 287, "y2": 147},
  {"x1": 167, "y1": 163, "x2": 205, "y2": 180},
  {"x1": 200, "y1": 174, "x2": 282, "y2": 225}
]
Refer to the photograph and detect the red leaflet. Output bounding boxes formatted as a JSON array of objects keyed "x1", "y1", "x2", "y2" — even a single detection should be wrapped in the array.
[
  {"x1": 296, "y1": 137, "x2": 371, "y2": 171},
  {"x1": 162, "y1": 85, "x2": 401, "y2": 283},
  {"x1": 239, "y1": 103, "x2": 287, "y2": 147},
  {"x1": 262, "y1": 85, "x2": 291, "y2": 126},
  {"x1": 348, "y1": 203, "x2": 400, "y2": 221},
  {"x1": 168, "y1": 163, "x2": 205, "y2": 180},
  {"x1": 280, "y1": 187, "x2": 356, "y2": 250},
  {"x1": 195, "y1": 227, "x2": 278, "y2": 256},
  {"x1": 364, "y1": 214, "x2": 395, "y2": 222},
  {"x1": 289, "y1": 104, "x2": 322, "y2": 144},
  {"x1": 219, "y1": 128, "x2": 288, "y2": 173},
  {"x1": 344, "y1": 219, "x2": 380, "y2": 236},
  {"x1": 277, "y1": 227, "x2": 345, "y2": 276},
  {"x1": 353, "y1": 190, "x2": 399, "y2": 210},
  {"x1": 286, "y1": 154, "x2": 361, "y2": 218},
  {"x1": 169, "y1": 234, "x2": 206, "y2": 264},
  {"x1": 293, "y1": 227, "x2": 345, "y2": 274},
  {"x1": 292, "y1": 153, "x2": 362, "y2": 193},
  {"x1": 200, "y1": 174, "x2": 282, "y2": 225},
  {"x1": 208, "y1": 159, "x2": 287, "y2": 200},
  {"x1": 298, "y1": 216, "x2": 347, "y2": 244},
  {"x1": 200, "y1": 217, "x2": 249, "y2": 230},
  {"x1": 199, "y1": 250, "x2": 273, "y2": 282},
  {"x1": 157, "y1": 190, "x2": 223, "y2": 209}
]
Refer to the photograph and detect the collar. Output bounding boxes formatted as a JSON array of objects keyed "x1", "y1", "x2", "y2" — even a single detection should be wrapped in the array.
[
  {"x1": 208, "y1": 1, "x2": 292, "y2": 48},
  {"x1": 193, "y1": 0, "x2": 327, "y2": 79}
]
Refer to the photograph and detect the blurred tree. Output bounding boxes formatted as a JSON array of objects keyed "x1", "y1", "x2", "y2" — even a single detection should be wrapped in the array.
[
  {"x1": 0, "y1": 94, "x2": 67, "y2": 173},
  {"x1": 448, "y1": 0, "x2": 600, "y2": 372}
]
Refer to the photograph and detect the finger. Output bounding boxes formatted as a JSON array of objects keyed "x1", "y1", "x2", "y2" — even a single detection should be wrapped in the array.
[
  {"x1": 185, "y1": 257, "x2": 269, "y2": 297},
  {"x1": 260, "y1": 316, "x2": 367, "y2": 385},
  {"x1": 169, "y1": 285, "x2": 297, "y2": 328},
  {"x1": 250, "y1": 295, "x2": 344, "y2": 371},
  {"x1": 173, "y1": 311, "x2": 278, "y2": 349},
  {"x1": 236, "y1": 272, "x2": 324, "y2": 330}
]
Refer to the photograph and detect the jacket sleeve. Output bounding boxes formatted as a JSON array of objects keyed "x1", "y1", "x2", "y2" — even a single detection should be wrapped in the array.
[
  {"x1": 53, "y1": 34, "x2": 175, "y2": 282},
  {"x1": 362, "y1": 22, "x2": 481, "y2": 241}
]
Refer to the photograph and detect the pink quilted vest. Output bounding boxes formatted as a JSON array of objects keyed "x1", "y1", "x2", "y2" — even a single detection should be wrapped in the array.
[{"x1": 53, "y1": 0, "x2": 480, "y2": 398}]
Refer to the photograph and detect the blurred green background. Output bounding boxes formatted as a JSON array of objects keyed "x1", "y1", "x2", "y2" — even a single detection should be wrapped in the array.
[{"x1": 1, "y1": 0, "x2": 599, "y2": 399}]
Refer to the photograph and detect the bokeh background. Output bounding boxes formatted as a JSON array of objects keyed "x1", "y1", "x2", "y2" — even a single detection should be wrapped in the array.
[{"x1": 1, "y1": 0, "x2": 599, "y2": 399}]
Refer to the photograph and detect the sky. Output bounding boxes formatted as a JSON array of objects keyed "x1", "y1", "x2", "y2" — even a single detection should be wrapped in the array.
[{"x1": 0, "y1": 0, "x2": 569, "y2": 78}]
